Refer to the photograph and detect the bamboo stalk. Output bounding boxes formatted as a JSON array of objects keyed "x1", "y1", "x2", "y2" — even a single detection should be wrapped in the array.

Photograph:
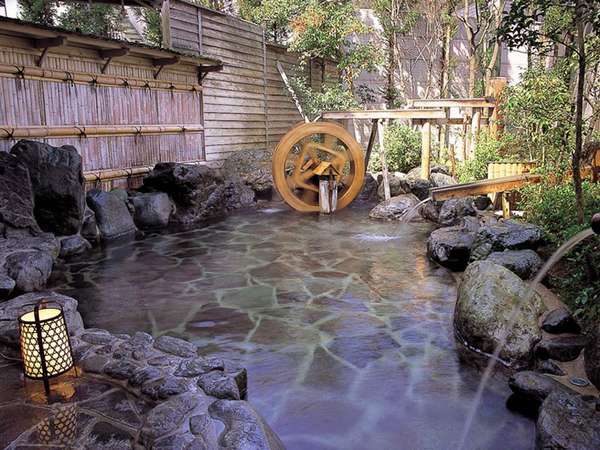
[
  {"x1": 84, "y1": 160, "x2": 205, "y2": 182},
  {"x1": 0, "y1": 124, "x2": 204, "y2": 139},
  {"x1": 0, "y1": 64, "x2": 202, "y2": 93}
]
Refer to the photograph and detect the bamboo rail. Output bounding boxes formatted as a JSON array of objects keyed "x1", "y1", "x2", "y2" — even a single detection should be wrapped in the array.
[
  {"x1": 0, "y1": 64, "x2": 203, "y2": 93},
  {"x1": 84, "y1": 160, "x2": 205, "y2": 182},
  {"x1": 0, "y1": 124, "x2": 204, "y2": 139}
]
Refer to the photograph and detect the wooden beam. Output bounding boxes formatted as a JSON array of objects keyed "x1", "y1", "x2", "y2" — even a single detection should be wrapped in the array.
[
  {"x1": 99, "y1": 47, "x2": 129, "y2": 73},
  {"x1": 421, "y1": 121, "x2": 431, "y2": 180},
  {"x1": 0, "y1": 124, "x2": 204, "y2": 140},
  {"x1": 429, "y1": 173, "x2": 543, "y2": 201},
  {"x1": 322, "y1": 109, "x2": 446, "y2": 120},
  {"x1": 33, "y1": 36, "x2": 65, "y2": 67},
  {"x1": 153, "y1": 56, "x2": 180, "y2": 79},
  {"x1": 407, "y1": 98, "x2": 496, "y2": 109}
]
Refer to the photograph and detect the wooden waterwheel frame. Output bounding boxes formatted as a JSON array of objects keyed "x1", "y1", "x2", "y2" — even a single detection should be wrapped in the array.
[{"x1": 272, "y1": 121, "x2": 365, "y2": 212}]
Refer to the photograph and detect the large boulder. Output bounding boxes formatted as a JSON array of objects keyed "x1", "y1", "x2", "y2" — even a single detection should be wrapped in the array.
[
  {"x1": 131, "y1": 192, "x2": 173, "y2": 230},
  {"x1": 86, "y1": 189, "x2": 136, "y2": 240},
  {"x1": 470, "y1": 219, "x2": 544, "y2": 261},
  {"x1": 454, "y1": 261, "x2": 546, "y2": 367},
  {"x1": 59, "y1": 235, "x2": 92, "y2": 258},
  {"x1": 508, "y1": 371, "x2": 571, "y2": 406},
  {"x1": 10, "y1": 140, "x2": 85, "y2": 235},
  {"x1": 585, "y1": 325, "x2": 600, "y2": 390},
  {"x1": 438, "y1": 198, "x2": 477, "y2": 227},
  {"x1": 356, "y1": 172, "x2": 379, "y2": 203},
  {"x1": 430, "y1": 172, "x2": 457, "y2": 187},
  {"x1": 81, "y1": 206, "x2": 100, "y2": 244},
  {"x1": 223, "y1": 180, "x2": 256, "y2": 211},
  {"x1": 485, "y1": 249, "x2": 543, "y2": 280},
  {"x1": 376, "y1": 172, "x2": 410, "y2": 200},
  {"x1": 536, "y1": 335, "x2": 588, "y2": 362},
  {"x1": 0, "y1": 291, "x2": 83, "y2": 348},
  {"x1": 143, "y1": 163, "x2": 226, "y2": 226},
  {"x1": 369, "y1": 194, "x2": 420, "y2": 220},
  {"x1": 536, "y1": 389, "x2": 600, "y2": 450},
  {"x1": 220, "y1": 149, "x2": 273, "y2": 198},
  {"x1": 427, "y1": 225, "x2": 477, "y2": 271},
  {"x1": 0, "y1": 152, "x2": 41, "y2": 237},
  {"x1": 407, "y1": 177, "x2": 432, "y2": 200},
  {"x1": 5, "y1": 250, "x2": 53, "y2": 293}
]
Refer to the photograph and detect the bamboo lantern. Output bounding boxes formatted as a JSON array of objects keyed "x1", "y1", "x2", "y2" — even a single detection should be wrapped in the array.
[{"x1": 18, "y1": 303, "x2": 74, "y2": 395}]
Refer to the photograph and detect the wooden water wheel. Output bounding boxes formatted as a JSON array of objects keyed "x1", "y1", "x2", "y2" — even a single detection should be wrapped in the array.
[{"x1": 272, "y1": 122, "x2": 365, "y2": 212}]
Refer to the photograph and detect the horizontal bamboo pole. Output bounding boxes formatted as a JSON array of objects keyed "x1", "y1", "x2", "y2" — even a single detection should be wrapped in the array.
[
  {"x1": 0, "y1": 124, "x2": 204, "y2": 139},
  {"x1": 84, "y1": 160, "x2": 205, "y2": 182},
  {"x1": 0, "y1": 64, "x2": 202, "y2": 93}
]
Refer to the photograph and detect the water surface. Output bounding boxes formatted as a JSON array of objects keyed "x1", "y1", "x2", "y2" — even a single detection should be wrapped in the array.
[{"x1": 54, "y1": 206, "x2": 534, "y2": 449}]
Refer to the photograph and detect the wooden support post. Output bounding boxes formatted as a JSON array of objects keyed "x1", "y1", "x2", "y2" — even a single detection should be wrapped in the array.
[
  {"x1": 421, "y1": 120, "x2": 431, "y2": 180},
  {"x1": 319, "y1": 179, "x2": 330, "y2": 214},
  {"x1": 99, "y1": 48, "x2": 129, "y2": 74},
  {"x1": 488, "y1": 77, "x2": 507, "y2": 139},
  {"x1": 501, "y1": 191, "x2": 511, "y2": 219},
  {"x1": 377, "y1": 119, "x2": 391, "y2": 201},
  {"x1": 153, "y1": 56, "x2": 180, "y2": 79},
  {"x1": 461, "y1": 116, "x2": 469, "y2": 161},
  {"x1": 33, "y1": 36, "x2": 65, "y2": 67},
  {"x1": 161, "y1": 0, "x2": 172, "y2": 49},
  {"x1": 364, "y1": 119, "x2": 378, "y2": 173},
  {"x1": 470, "y1": 109, "x2": 481, "y2": 157}
]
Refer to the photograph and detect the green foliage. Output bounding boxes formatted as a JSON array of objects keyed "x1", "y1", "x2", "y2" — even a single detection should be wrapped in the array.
[
  {"x1": 502, "y1": 68, "x2": 572, "y2": 164},
  {"x1": 369, "y1": 122, "x2": 421, "y2": 173},
  {"x1": 289, "y1": 76, "x2": 358, "y2": 120},
  {"x1": 57, "y1": 4, "x2": 124, "y2": 37},
  {"x1": 239, "y1": 0, "x2": 306, "y2": 42},
  {"x1": 518, "y1": 180, "x2": 600, "y2": 328},
  {"x1": 140, "y1": 8, "x2": 162, "y2": 47},
  {"x1": 455, "y1": 131, "x2": 503, "y2": 182},
  {"x1": 18, "y1": 0, "x2": 56, "y2": 26}
]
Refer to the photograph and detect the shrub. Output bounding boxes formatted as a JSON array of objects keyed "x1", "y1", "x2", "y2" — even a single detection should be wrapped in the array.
[
  {"x1": 369, "y1": 122, "x2": 421, "y2": 173},
  {"x1": 455, "y1": 131, "x2": 503, "y2": 182},
  {"x1": 519, "y1": 180, "x2": 600, "y2": 328},
  {"x1": 290, "y1": 76, "x2": 358, "y2": 120}
]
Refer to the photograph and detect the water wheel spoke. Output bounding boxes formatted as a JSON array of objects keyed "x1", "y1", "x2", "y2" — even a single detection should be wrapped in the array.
[
  {"x1": 340, "y1": 174, "x2": 354, "y2": 187},
  {"x1": 300, "y1": 188, "x2": 319, "y2": 203}
]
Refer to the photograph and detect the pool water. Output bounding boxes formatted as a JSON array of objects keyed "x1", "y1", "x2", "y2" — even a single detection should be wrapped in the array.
[{"x1": 53, "y1": 206, "x2": 534, "y2": 450}]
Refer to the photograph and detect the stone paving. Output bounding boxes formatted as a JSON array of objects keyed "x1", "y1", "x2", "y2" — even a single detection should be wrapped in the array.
[{"x1": 51, "y1": 206, "x2": 536, "y2": 449}]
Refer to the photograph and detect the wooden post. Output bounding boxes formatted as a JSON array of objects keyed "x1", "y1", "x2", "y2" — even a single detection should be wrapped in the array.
[
  {"x1": 488, "y1": 77, "x2": 507, "y2": 139},
  {"x1": 377, "y1": 119, "x2": 391, "y2": 201},
  {"x1": 161, "y1": 0, "x2": 172, "y2": 49},
  {"x1": 421, "y1": 120, "x2": 431, "y2": 180},
  {"x1": 364, "y1": 119, "x2": 378, "y2": 172},
  {"x1": 501, "y1": 191, "x2": 511, "y2": 219},
  {"x1": 470, "y1": 109, "x2": 481, "y2": 157},
  {"x1": 319, "y1": 179, "x2": 331, "y2": 214}
]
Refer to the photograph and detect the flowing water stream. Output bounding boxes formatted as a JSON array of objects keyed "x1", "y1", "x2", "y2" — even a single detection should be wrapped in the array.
[{"x1": 52, "y1": 206, "x2": 535, "y2": 449}]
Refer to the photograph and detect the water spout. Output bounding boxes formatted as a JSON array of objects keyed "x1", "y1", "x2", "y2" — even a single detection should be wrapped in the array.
[
  {"x1": 458, "y1": 216, "x2": 599, "y2": 449},
  {"x1": 401, "y1": 197, "x2": 432, "y2": 223}
]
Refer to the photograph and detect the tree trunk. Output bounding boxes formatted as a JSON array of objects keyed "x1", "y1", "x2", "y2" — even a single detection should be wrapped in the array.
[
  {"x1": 573, "y1": 1, "x2": 586, "y2": 225},
  {"x1": 385, "y1": 32, "x2": 398, "y2": 108}
]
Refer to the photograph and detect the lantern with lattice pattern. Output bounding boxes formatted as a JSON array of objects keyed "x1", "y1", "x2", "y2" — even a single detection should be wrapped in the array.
[{"x1": 19, "y1": 303, "x2": 74, "y2": 395}]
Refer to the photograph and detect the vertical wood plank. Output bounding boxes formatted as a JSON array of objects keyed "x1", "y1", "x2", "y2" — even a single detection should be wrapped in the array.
[
  {"x1": 377, "y1": 119, "x2": 391, "y2": 201},
  {"x1": 420, "y1": 120, "x2": 431, "y2": 180}
]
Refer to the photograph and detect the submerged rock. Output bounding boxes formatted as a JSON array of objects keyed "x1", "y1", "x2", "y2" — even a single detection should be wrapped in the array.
[
  {"x1": 10, "y1": 140, "x2": 85, "y2": 236},
  {"x1": 537, "y1": 389, "x2": 600, "y2": 450},
  {"x1": 131, "y1": 192, "x2": 173, "y2": 230},
  {"x1": 542, "y1": 307, "x2": 581, "y2": 334},
  {"x1": 86, "y1": 189, "x2": 137, "y2": 240},
  {"x1": 438, "y1": 198, "x2": 477, "y2": 227},
  {"x1": 59, "y1": 235, "x2": 91, "y2": 258},
  {"x1": 585, "y1": 325, "x2": 600, "y2": 390},
  {"x1": 427, "y1": 226, "x2": 477, "y2": 271},
  {"x1": 454, "y1": 261, "x2": 545, "y2": 367},
  {"x1": 0, "y1": 152, "x2": 41, "y2": 237},
  {"x1": 485, "y1": 249, "x2": 543, "y2": 279},
  {"x1": 369, "y1": 194, "x2": 420, "y2": 220}
]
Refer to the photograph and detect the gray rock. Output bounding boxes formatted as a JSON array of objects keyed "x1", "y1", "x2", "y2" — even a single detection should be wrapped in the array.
[
  {"x1": 131, "y1": 331, "x2": 154, "y2": 346},
  {"x1": 419, "y1": 200, "x2": 441, "y2": 222},
  {"x1": 376, "y1": 172, "x2": 410, "y2": 200},
  {"x1": 189, "y1": 414, "x2": 211, "y2": 436},
  {"x1": 80, "y1": 354, "x2": 110, "y2": 374},
  {"x1": 536, "y1": 335, "x2": 589, "y2": 362},
  {"x1": 430, "y1": 172, "x2": 457, "y2": 187},
  {"x1": 407, "y1": 177, "x2": 432, "y2": 200},
  {"x1": 455, "y1": 261, "x2": 545, "y2": 367},
  {"x1": 104, "y1": 360, "x2": 140, "y2": 380},
  {"x1": 5, "y1": 250, "x2": 53, "y2": 292},
  {"x1": 473, "y1": 195, "x2": 492, "y2": 210},
  {"x1": 129, "y1": 366, "x2": 163, "y2": 387},
  {"x1": 470, "y1": 219, "x2": 544, "y2": 260},
  {"x1": 221, "y1": 149, "x2": 273, "y2": 196},
  {"x1": 86, "y1": 189, "x2": 136, "y2": 240},
  {"x1": 585, "y1": 324, "x2": 600, "y2": 390},
  {"x1": 0, "y1": 152, "x2": 41, "y2": 237},
  {"x1": 355, "y1": 172, "x2": 379, "y2": 203},
  {"x1": 10, "y1": 140, "x2": 85, "y2": 235},
  {"x1": 369, "y1": 194, "x2": 420, "y2": 220},
  {"x1": 536, "y1": 359, "x2": 566, "y2": 376},
  {"x1": 537, "y1": 389, "x2": 600, "y2": 450},
  {"x1": 154, "y1": 335, "x2": 197, "y2": 358},
  {"x1": 486, "y1": 249, "x2": 543, "y2": 279},
  {"x1": 0, "y1": 274, "x2": 15, "y2": 301},
  {"x1": 143, "y1": 163, "x2": 226, "y2": 226},
  {"x1": 131, "y1": 192, "x2": 173, "y2": 230},
  {"x1": 142, "y1": 376, "x2": 191, "y2": 400},
  {"x1": 542, "y1": 307, "x2": 581, "y2": 334},
  {"x1": 509, "y1": 371, "x2": 570, "y2": 405},
  {"x1": 80, "y1": 331, "x2": 115, "y2": 346},
  {"x1": 208, "y1": 400, "x2": 285, "y2": 450},
  {"x1": 438, "y1": 198, "x2": 477, "y2": 227},
  {"x1": 141, "y1": 392, "x2": 200, "y2": 442},
  {"x1": 223, "y1": 180, "x2": 256, "y2": 210},
  {"x1": 197, "y1": 371, "x2": 240, "y2": 400},
  {"x1": 175, "y1": 358, "x2": 224, "y2": 377},
  {"x1": 407, "y1": 165, "x2": 450, "y2": 178},
  {"x1": 153, "y1": 432, "x2": 208, "y2": 450},
  {"x1": 427, "y1": 225, "x2": 477, "y2": 271},
  {"x1": 81, "y1": 206, "x2": 100, "y2": 244},
  {"x1": 59, "y1": 235, "x2": 91, "y2": 258}
]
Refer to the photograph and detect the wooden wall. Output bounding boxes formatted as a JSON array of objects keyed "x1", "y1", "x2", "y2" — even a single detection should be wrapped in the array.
[
  {"x1": 167, "y1": 0, "x2": 338, "y2": 166},
  {"x1": 0, "y1": 27, "x2": 205, "y2": 182}
]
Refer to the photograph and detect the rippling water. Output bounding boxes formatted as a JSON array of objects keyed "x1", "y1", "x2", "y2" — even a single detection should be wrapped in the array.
[{"x1": 53, "y1": 206, "x2": 534, "y2": 450}]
